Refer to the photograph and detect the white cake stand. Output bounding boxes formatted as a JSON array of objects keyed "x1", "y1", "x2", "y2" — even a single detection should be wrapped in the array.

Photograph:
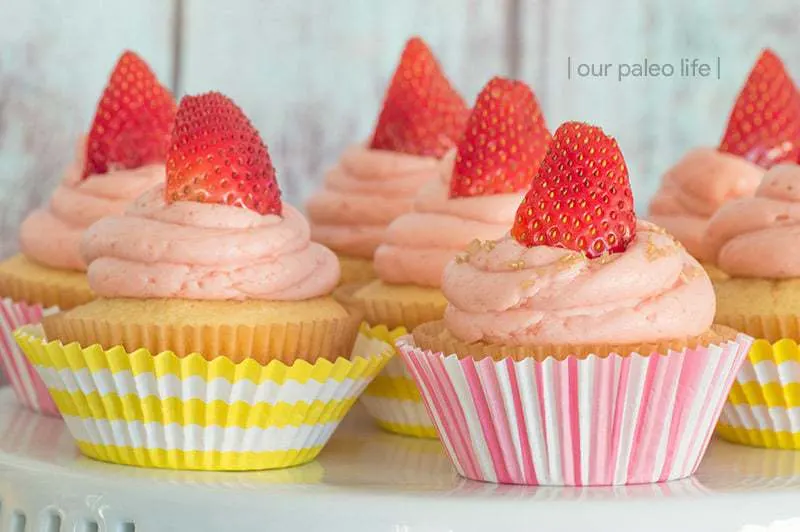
[{"x1": 0, "y1": 388, "x2": 799, "y2": 532}]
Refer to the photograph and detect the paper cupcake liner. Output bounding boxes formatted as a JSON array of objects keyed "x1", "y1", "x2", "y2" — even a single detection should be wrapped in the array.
[
  {"x1": 398, "y1": 333, "x2": 752, "y2": 486},
  {"x1": 717, "y1": 332, "x2": 800, "y2": 449},
  {"x1": 360, "y1": 325, "x2": 437, "y2": 438},
  {"x1": 14, "y1": 324, "x2": 393, "y2": 470},
  {"x1": 0, "y1": 298, "x2": 59, "y2": 415},
  {"x1": 42, "y1": 303, "x2": 359, "y2": 364},
  {"x1": 335, "y1": 324, "x2": 436, "y2": 438},
  {"x1": 333, "y1": 287, "x2": 440, "y2": 438}
]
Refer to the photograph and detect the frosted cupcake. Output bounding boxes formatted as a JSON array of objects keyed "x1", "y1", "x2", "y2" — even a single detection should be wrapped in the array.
[
  {"x1": 706, "y1": 163, "x2": 800, "y2": 449},
  {"x1": 307, "y1": 37, "x2": 468, "y2": 284},
  {"x1": 648, "y1": 49, "x2": 800, "y2": 263},
  {"x1": 350, "y1": 77, "x2": 551, "y2": 437},
  {"x1": 0, "y1": 50, "x2": 174, "y2": 414},
  {"x1": 398, "y1": 121, "x2": 752, "y2": 486},
  {"x1": 16, "y1": 92, "x2": 392, "y2": 471}
]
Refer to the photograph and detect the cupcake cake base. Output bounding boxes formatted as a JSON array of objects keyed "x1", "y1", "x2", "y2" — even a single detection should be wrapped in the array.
[
  {"x1": 353, "y1": 280, "x2": 447, "y2": 330},
  {"x1": 337, "y1": 255, "x2": 376, "y2": 285},
  {"x1": 0, "y1": 254, "x2": 94, "y2": 310},
  {"x1": 42, "y1": 296, "x2": 358, "y2": 364}
]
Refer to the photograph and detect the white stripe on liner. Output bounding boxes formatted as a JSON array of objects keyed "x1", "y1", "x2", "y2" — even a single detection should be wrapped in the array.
[
  {"x1": 62, "y1": 416, "x2": 340, "y2": 452},
  {"x1": 667, "y1": 344, "x2": 727, "y2": 479},
  {"x1": 735, "y1": 359, "x2": 800, "y2": 386},
  {"x1": 37, "y1": 366, "x2": 369, "y2": 403},
  {"x1": 0, "y1": 299, "x2": 38, "y2": 406},
  {"x1": 379, "y1": 354, "x2": 414, "y2": 379},
  {"x1": 720, "y1": 403, "x2": 800, "y2": 432},
  {"x1": 444, "y1": 355, "x2": 496, "y2": 483},
  {"x1": 360, "y1": 395, "x2": 432, "y2": 427},
  {"x1": 615, "y1": 355, "x2": 648, "y2": 484},
  {"x1": 518, "y1": 358, "x2": 548, "y2": 484}
]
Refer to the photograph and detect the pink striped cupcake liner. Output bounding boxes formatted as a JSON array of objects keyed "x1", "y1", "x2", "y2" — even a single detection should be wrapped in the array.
[
  {"x1": 398, "y1": 333, "x2": 752, "y2": 486},
  {"x1": 0, "y1": 298, "x2": 59, "y2": 416}
]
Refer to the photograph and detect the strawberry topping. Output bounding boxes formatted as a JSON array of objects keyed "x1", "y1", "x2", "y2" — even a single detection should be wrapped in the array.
[
  {"x1": 83, "y1": 50, "x2": 176, "y2": 178},
  {"x1": 370, "y1": 37, "x2": 468, "y2": 157},
  {"x1": 450, "y1": 77, "x2": 550, "y2": 198},
  {"x1": 719, "y1": 49, "x2": 800, "y2": 168},
  {"x1": 166, "y1": 92, "x2": 281, "y2": 216},
  {"x1": 512, "y1": 122, "x2": 636, "y2": 258}
]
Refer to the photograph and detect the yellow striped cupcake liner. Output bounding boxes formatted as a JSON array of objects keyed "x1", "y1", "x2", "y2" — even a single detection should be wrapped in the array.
[
  {"x1": 359, "y1": 325, "x2": 437, "y2": 439},
  {"x1": 14, "y1": 324, "x2": 393, "y2": 470},
  {"x1": 718, "y1": 338, "x2": 800, "y2": 449}
]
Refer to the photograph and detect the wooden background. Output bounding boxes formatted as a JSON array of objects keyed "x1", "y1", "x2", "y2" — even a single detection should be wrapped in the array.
[{"x1": 1, "y1": 0, "x2": 798, "y2": 256}]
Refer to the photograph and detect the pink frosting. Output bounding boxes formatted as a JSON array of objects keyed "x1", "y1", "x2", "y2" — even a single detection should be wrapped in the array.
[
  {"x1": 82, "y1": 186, "x2": 340, "y2": 300},
  {"x1": 374, "y1": 153, "x2": 524, "y2": 287},
  {"x1": 648, "y1": 147, "x2": 763, "y2": 261},
  {"x1": 705, "y1": 164, "x2": 800, "y2": 278},
  {"x1": 442, "y1": 221, "x2": 714, "y2": 345},
  {"x1": 306, "y1": 144, "x2": 440, "y2": 258},
  {"x1": 19, "y1": 138, "x2": 165, "y2": 271}
]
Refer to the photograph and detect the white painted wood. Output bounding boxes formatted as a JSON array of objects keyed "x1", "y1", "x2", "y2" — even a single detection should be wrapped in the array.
[
  {"x1": 519, "y1": 0, "x2": 800, "y2": 212},
  {"x1": 179, "y1": 0, "x2": 514, "y2": 207},
  {"x1": 5, "y1": 0, "x2": 800, "y2": 253},
  {"x1": 0, "y1": 0, "x2": 176, "y2": 256}
]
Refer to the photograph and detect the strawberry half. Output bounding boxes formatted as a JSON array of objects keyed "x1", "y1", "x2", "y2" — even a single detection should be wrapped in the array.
[
  {"x1": 165, "y1": 92, "x2": 282, "y2": 216},
  {"x1": 719, "y1": 49, "x2": 800, "y2": 168},
  {"x1": 370, "y1": 37, "x2": 469, "y2": 157},
  {"x1": 449, "y1": 77, "x2": 550, "y2": 198},
  {"x1": 511, "y1": 122, "x2": 636, "y2": 258},
  {"x1": 83, "y1": 50, "x2": 176, "y2": 178}
]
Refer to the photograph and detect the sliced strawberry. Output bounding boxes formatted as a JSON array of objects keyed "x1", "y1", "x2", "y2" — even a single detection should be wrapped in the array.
[
  {"x1": 449, "y1": 77, "x2": 550, "y2": 198},
  {"x1": 165, "y1": 92, "x2": 282, "y2": 216},
  {"x1": 511, "y1": 122, "x2": 636, "y2": 258},
  {"x1": 719, "y1": 48, "x2": 800, "y2": 168},
  {"x1": 370, "y1": 37, "x2": 469, "y2": 157},
  {"x1": 83, "y1": 50, "x2": 176, "y2": 178}
]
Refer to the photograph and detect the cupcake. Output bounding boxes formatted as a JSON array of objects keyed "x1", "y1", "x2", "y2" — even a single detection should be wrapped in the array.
[
  {"x1": 705, "y1": 163, "x2": 800, "y2": 449},
  {"x1": 0, "y1": 50, "x2": 174, "y2": 414},
  {"x1": 306, "y1": 37, "x2": 468, "y2": 284},
  {"x1": 648, "y1": 49, "x2": 800, "y2": 263},
  {"x1": 15, "y1": 92, "x2": 392, "y2": 471},
  {"x1": 351, "y1": 77, "x2": 551, "y2": 437},
  {"x1": 398, "y1": 121, "x2": 752, "y2": 486}
]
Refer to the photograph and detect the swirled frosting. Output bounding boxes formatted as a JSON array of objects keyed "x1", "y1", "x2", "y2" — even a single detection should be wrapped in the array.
[
  {"x1": 306, "y1": 144, "x2": 440, "y2": 258},
  {"x1": 82, "y1": 186, "x2": 340, "y2": 300},
  {"x1": 648, "y1": 148, "x2": 763, "y2": 261},
  {"x1": 374, "y1": 153, "x2": 523, "y2": 287},
  {"x1": 442, "y1": 221, "x2": 714, "y2": 345},
  {"x1": 705, "y1": 164, "x2": 800, "y2": 278},
  {"x1": 19, "y1": 138, "x2": 164, "y2": 271}
]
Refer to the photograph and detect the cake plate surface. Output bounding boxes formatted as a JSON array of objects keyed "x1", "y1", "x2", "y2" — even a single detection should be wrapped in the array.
[{"x1": 1, "y1": 388, "x2": 799, "y2": 532}]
